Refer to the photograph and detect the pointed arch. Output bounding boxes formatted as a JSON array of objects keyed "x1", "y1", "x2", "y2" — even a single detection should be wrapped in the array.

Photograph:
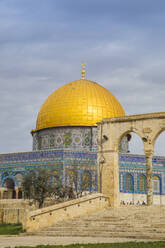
[
  {"x1": 153, "y1": 129, "x2": 165, "y2": 156},
  {"x1": 80, "y1": 170, "x2": 92, "y2": 191},
  {"x1": 152, "y1": 175, "x2": 161, "y2": 194},
  {"x1": 118, "y1": 130, "x2": 145, "y2": 154},
  {"x1": 138, "y1": 174, "x2": 146, "y2": 193},
  {"x1": 2, "y1": 176, "x2": 18, "y2": 188},
  {"x1": 152, "y1": 128, "x2": 165, "y2": 147},
  {"x1": 124, "y1": 173, "x2": 134, "y2": 193}
]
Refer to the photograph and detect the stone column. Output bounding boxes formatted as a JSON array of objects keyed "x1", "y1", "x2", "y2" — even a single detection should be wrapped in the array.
[
  {"x1": 100, "y1": 150, "x2": 119, "y2": 208},
  {"x1": 1, "y1": 190, "x2": 4, "y2": 199},
  {"x1": 145, "y1": 150, "x2": 153, "y2": 206},
  {"x1": 1, "y1": 189, "x2": 5, "y2": 199},
  {"x1": 0, "y1": 189, "x2": 3, "y2": 199},
  {"x1": 15, "y1": 188, "x2": 19, "y2": 199},
  {"x1": 98, "y1": 154, "x2": 105, "y2": 193}
]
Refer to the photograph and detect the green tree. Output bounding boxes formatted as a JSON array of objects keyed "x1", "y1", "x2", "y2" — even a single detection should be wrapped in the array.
[
  {"x1": 22, "y1": 168, "x2": 61, "y2": 208},
  {"x1": 67, "y1": 164, "x2": 94, "y2": 198}
]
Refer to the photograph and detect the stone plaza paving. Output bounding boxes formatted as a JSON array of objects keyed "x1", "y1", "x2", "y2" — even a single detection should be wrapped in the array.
[{"x1": 0, "y1": 236, "x2": 155, "y2": 248}]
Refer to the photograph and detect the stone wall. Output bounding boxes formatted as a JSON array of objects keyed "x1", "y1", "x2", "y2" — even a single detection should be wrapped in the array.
[
  {"x1": 0, "y1": 199, "x2": 36, "y2": 224},
  {"x1": 0, "y1": 208, "x2": 26, "y2": 224},
  {"x1": 0, "y1": 199, "x2": 35, "y2": 209}
]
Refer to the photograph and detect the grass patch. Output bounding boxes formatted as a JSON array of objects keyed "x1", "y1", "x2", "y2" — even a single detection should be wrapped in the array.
[
  {"x1": 12, "y1": 242, "x2": 165, "y2": 248},
  {"x1": 0, "y1": 223, "x2": 25, "y2": 235}
]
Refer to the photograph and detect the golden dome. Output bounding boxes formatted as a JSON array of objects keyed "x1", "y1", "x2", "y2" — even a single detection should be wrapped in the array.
[{"x1": 35, "y1": 79, "x2": 125, "y2": 131}]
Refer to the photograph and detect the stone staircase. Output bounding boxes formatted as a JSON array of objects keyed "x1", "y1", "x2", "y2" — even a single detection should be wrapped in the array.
[{"x1": 25, "y1": 206, "x2": 165, "y2": 240}]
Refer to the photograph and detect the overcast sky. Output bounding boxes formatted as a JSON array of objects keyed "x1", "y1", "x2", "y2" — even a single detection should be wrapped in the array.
[{"x1": 0, "y1": 0, "x2": 165, "y2": 155}]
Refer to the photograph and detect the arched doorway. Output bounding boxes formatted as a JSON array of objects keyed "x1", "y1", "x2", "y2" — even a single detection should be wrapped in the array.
[
  {"x1": 18, "y1": 190, "x2": 22, "y2": 199},
  {"x1": 3, "y1": 178, "x2": 15, "y2": 199}
]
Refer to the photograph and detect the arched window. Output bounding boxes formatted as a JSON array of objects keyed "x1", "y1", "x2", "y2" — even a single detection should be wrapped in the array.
[
  {"x1": 139, "y1": 175, "x2": 146, "y2": 192},
  {"x1": 81, "y1": 171, "x2": 91, "y2": 190},
  {"x1": 4, "y1": 178, "x2": 15, "y2": 189},
  {"x1": 67, "y1": 169, "x2": 77, "y2": 189},
  {"x1": 3, "y1": 178, "x2": 15, "y2": 199},
  {"x1": 152, "y1": 175, "x2": 160, "y2": 194},
  {"x1": 125, "y1": 174, "x2": 133, "y2": 192},
  {"x1": 51, "y1": 169, "x2": 59, "y2": 185}
]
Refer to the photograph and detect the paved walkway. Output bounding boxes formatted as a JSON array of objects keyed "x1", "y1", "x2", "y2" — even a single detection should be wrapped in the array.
[{"x1": 0, "y1": 236, "x2": 158, "y2": 248}]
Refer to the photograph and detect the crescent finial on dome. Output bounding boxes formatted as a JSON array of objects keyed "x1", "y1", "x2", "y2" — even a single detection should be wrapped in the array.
[{"x1": 81, "y1": 62, "x2": 86, "y2": 80}]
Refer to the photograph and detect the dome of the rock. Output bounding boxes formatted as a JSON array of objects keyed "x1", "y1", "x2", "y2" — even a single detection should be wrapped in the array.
[{"x1": 35, "y1": 79, "x2": 125, "y2": 131}]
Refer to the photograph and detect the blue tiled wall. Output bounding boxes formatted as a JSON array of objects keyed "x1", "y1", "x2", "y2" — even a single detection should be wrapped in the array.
[{"x1": 0, "y1": 150, "x2": 165, "y2": 194}]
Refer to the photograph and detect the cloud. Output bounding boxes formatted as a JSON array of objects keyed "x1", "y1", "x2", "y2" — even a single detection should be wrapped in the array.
[{"x1": 0, "y1": 0, "x2": 165, "y2": 154}]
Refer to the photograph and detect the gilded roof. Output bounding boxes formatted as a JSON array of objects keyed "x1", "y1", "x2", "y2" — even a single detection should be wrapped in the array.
[{"x1": 35, "y1": 79, "x2": 125, "y2": 131}]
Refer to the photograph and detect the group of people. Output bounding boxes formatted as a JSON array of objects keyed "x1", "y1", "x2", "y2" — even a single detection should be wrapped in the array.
[{"x1": 120, "y1": 200, "x2": 146, "y2": 205}]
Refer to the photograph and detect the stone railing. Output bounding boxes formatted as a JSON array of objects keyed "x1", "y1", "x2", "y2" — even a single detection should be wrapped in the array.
[{"x1": 23, "y1": 193, "x2": 110, "y2": 232}]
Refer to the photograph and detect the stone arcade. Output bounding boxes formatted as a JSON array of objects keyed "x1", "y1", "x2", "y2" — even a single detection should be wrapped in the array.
[{"x1": 98, "y1": 112, "x2": 165, "y2": 207}]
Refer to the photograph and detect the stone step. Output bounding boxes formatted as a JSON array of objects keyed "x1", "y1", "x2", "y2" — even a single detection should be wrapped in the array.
[
  {"x1": 25, "y1": 206, "x2": 165, "y2": 240},
  {"x1": 39, "y1": 229, "x2": 164, "y2": 237},
  {"x1": 46, "y1": 225, "x2": 134, "y2": 230},
  {"x1": 83, "y1": 216, "x2": 165, "y2": 220},
  {"x1": 26, "y1": 230, "x2": 165, "y2": 240},
  {"x1": 68, "y1": 214, "x2": 165, "y2": 220},
  {"x1": 46, "y1": 227, "x2": 135, "y2": 232},
  {"x1": 52, "y1": 221, "x2": 132, "y2": 226},
  {"x1": 37, "y1": 220, "x2": 165, "y2": 231},
  {"x1": 54, "y1": 216, "x2": 154, "y2": 221},
  {"x1": 51, "y1": 221, "x2": 159, "y2": 228},
  {"x1": 48, "y1": 224, "x2": 165, "y2": 232}
]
